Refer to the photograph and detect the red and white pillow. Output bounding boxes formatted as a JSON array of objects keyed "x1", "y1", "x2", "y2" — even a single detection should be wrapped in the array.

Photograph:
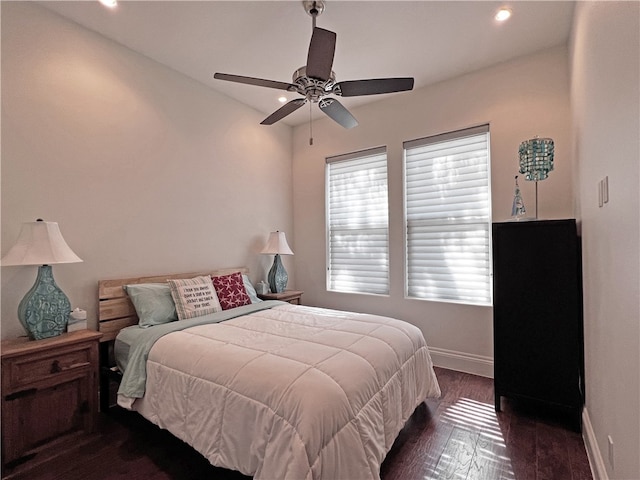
[{"x1": 211, "y1": 272, "x2": 252, "y2": 310}]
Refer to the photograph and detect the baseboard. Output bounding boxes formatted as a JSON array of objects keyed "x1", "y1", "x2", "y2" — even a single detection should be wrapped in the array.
[
  {"x1": 428, "y1": 346, "x2": 494, "y2": 378},
  {"x1": 582, "y1": 407, "x2": 608, "y2": 480}
]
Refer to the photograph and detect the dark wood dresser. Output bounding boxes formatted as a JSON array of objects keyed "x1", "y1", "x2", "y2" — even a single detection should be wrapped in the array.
[{"x1": 492, "y1": 219, "x2": 584, "y2": 430}]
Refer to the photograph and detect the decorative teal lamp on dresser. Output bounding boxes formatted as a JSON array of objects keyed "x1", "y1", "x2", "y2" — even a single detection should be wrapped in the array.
[
  {"x1": 1, "y1": 219, "x2": 102, "y2": 477},
  {"x1": 1, "y1": 219, "x2": 83, "y2": 340}
]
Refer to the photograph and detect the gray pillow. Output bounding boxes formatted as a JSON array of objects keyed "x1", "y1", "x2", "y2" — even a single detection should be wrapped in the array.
[{"x1": 124, "y1": 283, "x2": 178, "y2": 328}]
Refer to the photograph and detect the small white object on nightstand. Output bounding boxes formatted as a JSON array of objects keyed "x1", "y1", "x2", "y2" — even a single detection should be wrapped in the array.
[{"x1": 68, "y1": 307, "x2": 87, "y2": 331}]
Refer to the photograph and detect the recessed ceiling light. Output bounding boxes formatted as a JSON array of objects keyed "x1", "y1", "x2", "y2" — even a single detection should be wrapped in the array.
[
  {"x1": 278, "y1": 96, "x2": 287, "y2": 104},
  {"x1": 99, "y1": 0, "x2": 118, "y2": 8},
  {"x1": 495, "y1": 7, "x2": 512, "y2": 22}
]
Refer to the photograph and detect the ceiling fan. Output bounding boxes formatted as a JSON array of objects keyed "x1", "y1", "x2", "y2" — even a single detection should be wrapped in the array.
[{"x1": 214, "y1": 0, "x2": 414, "y2": 132}]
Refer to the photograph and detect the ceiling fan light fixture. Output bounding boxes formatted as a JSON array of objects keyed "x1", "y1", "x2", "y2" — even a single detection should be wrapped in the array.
[{"x1": 278, "y1": 96, "x2": 288, "y2": 103}]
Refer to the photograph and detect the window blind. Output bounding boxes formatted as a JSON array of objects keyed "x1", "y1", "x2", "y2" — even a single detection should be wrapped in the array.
[
  {"x1": 404, "y1": 125, "x2": 492, "y2": 305},
  {"x1": 326, "y1": 147, "x2": 389, "y2": 295}
]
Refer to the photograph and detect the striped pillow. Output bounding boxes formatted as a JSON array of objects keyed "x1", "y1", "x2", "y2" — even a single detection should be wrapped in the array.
[{"x1": 167, "y1": 275, "x2": 221, "y2": 320}]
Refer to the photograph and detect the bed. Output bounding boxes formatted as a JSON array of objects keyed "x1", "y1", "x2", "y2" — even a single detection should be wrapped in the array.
[{"x1": 98, "y1": 268, "x2": 441, "y2": 480}]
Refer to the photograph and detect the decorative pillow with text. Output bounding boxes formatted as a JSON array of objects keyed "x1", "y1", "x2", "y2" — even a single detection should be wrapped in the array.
[
  {"x1": 168, "y1": 275, "x2": 221, "y2": 320},
  {"x1": 211, "y1": 272, "x2": 252, "y2": 310}
]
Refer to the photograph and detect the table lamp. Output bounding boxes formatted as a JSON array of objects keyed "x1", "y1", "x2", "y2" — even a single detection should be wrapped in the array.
[
  {"x1": 1, "y1": 219, "x2": 83, "y2": 340},
  {"x1": 518, "y1": 137, "x2": 554, "y2": 219},
  {"x1": 260, "y1": 231, "x2": 294, "y2": 293}
]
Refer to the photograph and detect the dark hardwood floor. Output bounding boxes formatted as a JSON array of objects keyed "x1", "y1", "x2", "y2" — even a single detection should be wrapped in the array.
[
  {"x1": 380, "y1": 368, "x2": 592, "y2": 480},
  {"x1": 12, "y1": 367, "x2": 592, "y2": 480}
]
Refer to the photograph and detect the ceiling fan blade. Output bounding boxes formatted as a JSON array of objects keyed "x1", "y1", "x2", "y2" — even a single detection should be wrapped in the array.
[
  {"x1": 306, "y1": 27, "x2": 336, "y2": 81},
  {"x1": 318, "y1": 98, "x2": 358, "y2": 129},
  {"x1": 335, "y1": 78, "x2": 415, "y2": 97},
  {"x1": 214, "y1": 73, "x2": 297, "y2": 92},
  {"x1": 261, "y1": 98, "x2": 307, "y2": 125}
]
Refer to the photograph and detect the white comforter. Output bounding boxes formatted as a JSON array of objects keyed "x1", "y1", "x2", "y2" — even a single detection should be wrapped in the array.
[{"x1": 132, "y1": 303, "x2": 441, "y2": 480}]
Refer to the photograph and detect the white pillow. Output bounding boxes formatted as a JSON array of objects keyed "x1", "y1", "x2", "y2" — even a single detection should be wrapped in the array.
[{"x1": 167, "y1": 275, "x2": 221, "y2": 320}]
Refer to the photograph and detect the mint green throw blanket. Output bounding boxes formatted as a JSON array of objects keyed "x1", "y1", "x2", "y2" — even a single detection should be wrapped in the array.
[{"x1": 117, "y1": 300, "x2": 283, "y2": 399}]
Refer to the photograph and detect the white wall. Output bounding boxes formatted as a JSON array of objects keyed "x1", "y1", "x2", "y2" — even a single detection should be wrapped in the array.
[
  {"x1": 570, "y1": 2, "x2": 640, "y2": 479},
  {"x1": 292, "y1": 46, "x2": 573, "y2": 375},
  {"x1": 1, "y1": 3, "x2": 294, "y2": 339}
]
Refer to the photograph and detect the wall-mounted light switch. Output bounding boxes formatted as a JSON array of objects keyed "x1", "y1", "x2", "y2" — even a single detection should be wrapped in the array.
[
  {"x1": 598, "y1": 176, "x2": 609, "y2": 208},
  {"x1": 598, "y1": 180, "x2": 603, "y2": 207}
]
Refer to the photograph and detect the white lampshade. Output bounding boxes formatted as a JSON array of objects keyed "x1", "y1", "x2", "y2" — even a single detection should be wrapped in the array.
[
  {"x1": 1, "y1": 219, "x2": 83, "y2": 266},
  {"x1": 260, "y1": 231, "x2": 294, "y2": 256}
]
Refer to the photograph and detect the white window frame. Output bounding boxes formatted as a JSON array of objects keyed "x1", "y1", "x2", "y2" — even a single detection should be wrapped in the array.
[
  {"x1": 326, "y1": 147, "x2": 389, "y2": 295},
  {"x1": 403, "y1": 124, "x2": 492, "y2": 306}
]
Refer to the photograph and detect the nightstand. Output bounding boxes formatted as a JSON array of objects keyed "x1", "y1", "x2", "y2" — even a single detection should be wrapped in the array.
[
  {"x1": 1, "y1": 330, "x2": 102, "y2": 477},
  {"x1": 257, "y1": 290, "x2": 304, "y2": 305}
]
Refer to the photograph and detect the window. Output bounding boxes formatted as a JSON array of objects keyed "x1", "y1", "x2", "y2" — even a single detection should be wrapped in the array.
[
  {"x1": 404, "y1": 125, "x2": 492, "y2": 305},
  {"x1": 326, "y1": 147, "x2": 389, "y2": 295}
]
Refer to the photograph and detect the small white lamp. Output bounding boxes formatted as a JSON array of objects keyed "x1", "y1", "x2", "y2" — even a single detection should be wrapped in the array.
[
  {"x1": 1, "y1": 219, "x2": 83, "y2": 340},
  {"x1": 260, "y1": 231, "x2": 294, "y2": 293}
]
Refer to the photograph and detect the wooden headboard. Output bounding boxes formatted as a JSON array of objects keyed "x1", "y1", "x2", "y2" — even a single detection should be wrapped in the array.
[{"x1": 97, "y1": 267, "x2": 249, "y2": 342}]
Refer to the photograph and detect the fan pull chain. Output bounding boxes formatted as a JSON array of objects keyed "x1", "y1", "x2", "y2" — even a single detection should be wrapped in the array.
[{"x1": 309, "y1": 101, "x2": 314, "y2": 146}]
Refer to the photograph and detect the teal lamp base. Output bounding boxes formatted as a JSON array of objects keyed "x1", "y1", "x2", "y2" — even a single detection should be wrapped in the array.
[
  {"x1": 267, "y1": 254, "x2": 288, "y2": 293},
  {"x1": 18, "y1": 265, "x2": 71, "y2": 340}
]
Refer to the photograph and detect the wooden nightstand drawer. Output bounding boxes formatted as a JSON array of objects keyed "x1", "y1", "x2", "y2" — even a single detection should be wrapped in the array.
[{"x1": 4, "y1": 344, "x2": 93, "y2": 392}]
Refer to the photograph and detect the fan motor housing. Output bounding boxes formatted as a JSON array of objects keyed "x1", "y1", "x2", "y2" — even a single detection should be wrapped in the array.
[{"x1": 293, "y1": 66, "x2": 335, "y2": 103}]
